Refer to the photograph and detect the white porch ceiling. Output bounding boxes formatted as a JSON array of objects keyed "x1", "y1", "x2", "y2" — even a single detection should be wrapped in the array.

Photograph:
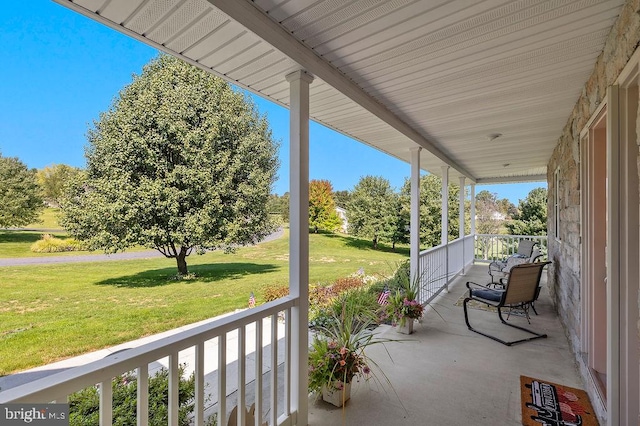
[{"x1": 54, "y1": 0, "x2": 625, "y2": 183}]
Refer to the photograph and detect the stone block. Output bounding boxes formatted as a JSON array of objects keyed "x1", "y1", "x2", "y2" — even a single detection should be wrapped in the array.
[{"x1": 548, "y1": 2, "x2": 640, "y2": 346}]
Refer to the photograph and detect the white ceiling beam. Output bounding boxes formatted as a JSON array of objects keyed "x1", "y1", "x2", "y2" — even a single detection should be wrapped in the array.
[
  {"x1": 205, "y1": 0, "x2": 476, "y2": 183},
  {"x1": 476, "y1": 175, "x2": 548, "y2": 184}
]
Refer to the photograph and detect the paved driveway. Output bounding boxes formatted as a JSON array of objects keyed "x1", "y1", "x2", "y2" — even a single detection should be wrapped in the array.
[{"x1": 0, "y1": 228, "x2": 284, "y2": 266}]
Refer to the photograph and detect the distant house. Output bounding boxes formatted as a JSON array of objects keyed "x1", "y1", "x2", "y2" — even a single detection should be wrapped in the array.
[
  {"x1": 490, "y1": 211, "x2": 506, "y2": 221},
  {"x1": 335, "y1": 206, "x2": 348, "y2": 233},
  {"x1": 474, "y1": 211, "x2": 507, "y2": 222}
]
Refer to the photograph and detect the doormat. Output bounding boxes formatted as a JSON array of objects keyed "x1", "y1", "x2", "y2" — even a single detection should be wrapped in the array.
[
  {"x1": 520, "y1": 375, "x2": 599, "y2": 425},
  {"x1": 454, "y1": 294, "x2": 526, "y2": 317}
]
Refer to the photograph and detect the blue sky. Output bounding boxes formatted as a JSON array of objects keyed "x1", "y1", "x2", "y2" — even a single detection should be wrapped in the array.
[{"x1": 1, "y1": 1, "x2": 545, "y2": 204}]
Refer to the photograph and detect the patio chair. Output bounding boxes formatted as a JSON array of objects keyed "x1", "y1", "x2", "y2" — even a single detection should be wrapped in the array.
[
  {"x1": 488, "y1": 240, "x2": 539, "y2": 285},
  {"x1": 463, "y1": 261, "x2": 551, "y2": 346}
]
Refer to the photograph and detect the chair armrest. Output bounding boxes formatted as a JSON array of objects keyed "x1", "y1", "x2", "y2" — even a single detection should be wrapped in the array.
[
  {"x1": 466, "y1": 281, "x2": 491, "y2": 291},
  {"x1": 466, "y1": 281, "x2": 504, "y2": 303}
]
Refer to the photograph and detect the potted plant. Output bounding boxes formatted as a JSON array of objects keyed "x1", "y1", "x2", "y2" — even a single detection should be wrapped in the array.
[
  {"x1": 387, "y1": 291, "x2": 424, "y2": 334},
  {"x1": 308, "y1": 298, "x2": 391, "y2": 407},
  {"x1": 386, "y1": 261, "x2": 425, "y2": 334}
]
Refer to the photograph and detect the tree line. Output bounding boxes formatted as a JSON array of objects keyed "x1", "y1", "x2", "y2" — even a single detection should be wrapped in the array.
[
  {"x1": 1, "y1": 148, "x2": 547, "y2": 273},
  {"x1": 1, "y1": 54, "x2": 547, "y2": 276},
  {"x1": 268, "y1": 178, "x2": 547, "y2": 250}
]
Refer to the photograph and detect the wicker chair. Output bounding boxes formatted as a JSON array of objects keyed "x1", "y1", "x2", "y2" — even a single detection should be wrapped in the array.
[
  {"x1": 463, "y1": 261, "x2": 551, "y2": 346},
  {"x1": 488, "y1": 240, "x2": 540, "y2": 285}
]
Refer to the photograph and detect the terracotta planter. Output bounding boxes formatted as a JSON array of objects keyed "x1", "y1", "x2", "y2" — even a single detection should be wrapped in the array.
[
  {"x1": 321, "y1": 381, "x2": 351, "y2": 407},
  {"x1": 396, "y1": 319, "x2": 414, "y2": 334}
]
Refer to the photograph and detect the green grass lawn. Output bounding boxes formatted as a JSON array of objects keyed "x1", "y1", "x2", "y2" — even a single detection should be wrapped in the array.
[
  {"x1": 24, "y1": 207, "x2": 63, "y2": 230},
  {"x1": 0, "y1": 231, "x2": 153, "y2": 258},
  {"x1": 0, "y1": 230, "x2": 407, "y2": 374},
  {"x1": 0, "y1": 205, "x2": 148, "y2": 257}
]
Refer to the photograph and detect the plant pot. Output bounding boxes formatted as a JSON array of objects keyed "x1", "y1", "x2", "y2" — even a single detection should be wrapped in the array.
[
  {"x1": 321, "y1": 381, "x2": 351, "y2": 407},
  {"x1": 396, "y1": 319, "x2": 414, "y2": 334}
]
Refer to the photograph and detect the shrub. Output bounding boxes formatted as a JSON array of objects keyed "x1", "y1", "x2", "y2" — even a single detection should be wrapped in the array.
[
  {"x1": 333, "y1": 289, "x2": 381, "y2": 325},
  {"x1": 68, "y1": 365, "x2": 212, "y2": 426},
  {"x1": 368, "y1": 261, "x2": 411, "y2": 295},
  {"x1": 311, "y1": 288, "x2": 382, "y2": 331},
  {"x1": 30, "y1": 234, "x2": 86, "y2": 253},
  {"x1": 265, "y1": 270, "x2": 385, "y2": 327},
  {"x1": 309, "y1": 284, "x2": 336, "y2": 308},
  {"x1": 263, "y1": 284, "x2": 289, "y2": 302},
  {"x1": 331, "y1": 276, "x2": 365, "y2": 293}
]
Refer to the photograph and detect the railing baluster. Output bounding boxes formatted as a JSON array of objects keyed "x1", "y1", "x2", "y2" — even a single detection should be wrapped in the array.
[
  {"x1": 474, "y1": 234, "x2": 548, "y2": 262},
  {"x1": 137, "y1": 366, "x2": 149, "y2": 426},
  {"x1": 237, "y1": 326, "x2": 246, "y2": 426},
  {"x1": 284, "y1": 308, "x2": 291, "y2": 417},
  {"x1": 270, "y1": 313, "x2": 278, "y2": 426},
  {"x1": 99, "y1": 379, "x2": 112, "y2": 426},
  {"x1": 420, "y1": 236, "x2": 549, "y2": 304},
  {"x1": 195, "y1": 343, "x2": 205, "y2": 426},
  {"x1": 0, "y1": 298, "x2": 298, "y2": 426},
  {"x1": 219, "y1": 334, "x2": 227, "y2": 426},
  {"x1": 255, "y1": 318, "x2": 263, "y2": 426},
  {"x1": 168, "y1": 353, "x2": 179, "y2": 426}
]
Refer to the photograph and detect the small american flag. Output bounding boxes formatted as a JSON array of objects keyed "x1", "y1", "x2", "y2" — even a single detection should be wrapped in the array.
[
  {"x1": 248, "y1": 292, "x2": 256, "y2": 308},
  {"x1": 377, "y1": 286, "x2": 390, "y2": 305}
]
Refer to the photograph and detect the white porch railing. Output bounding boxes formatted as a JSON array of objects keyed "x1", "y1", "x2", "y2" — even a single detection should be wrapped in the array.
[
  {"x1": 417, "y1": 233, "x2": 545, "y2": 304},
  {"x1": 0, "y1": 297, "x2": 297, "y2": 426},
  {"x1": 418, "y1": 235, "x2": 475, "y2": 304},
  {"x1": 0, "y1": 233, "x2": 548, "y2": 425},
  {"x1": 474, "y1": 234, "x2": 548, "y2": 263}
]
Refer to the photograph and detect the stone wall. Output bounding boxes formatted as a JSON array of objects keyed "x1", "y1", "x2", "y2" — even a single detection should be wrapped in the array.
[{"x1": 546, "y1": 0, "x2": 640, "y2": 420}]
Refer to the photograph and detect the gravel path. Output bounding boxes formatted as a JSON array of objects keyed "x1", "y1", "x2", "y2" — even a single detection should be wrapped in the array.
[{"x1": 0, "y1": 228, "x2": 284, "y2": 267}]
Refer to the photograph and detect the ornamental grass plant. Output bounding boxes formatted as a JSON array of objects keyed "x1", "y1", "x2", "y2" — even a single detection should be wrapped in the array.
[
  {"x1": 387, "y1": 292, "x2": 424, "y2": 327},
  {"x1": 308, "y1": 298, "x2": 393, "y2": 394},
  {"x1": 385, "y1": 260, "x2": 435, "y2": 327}
]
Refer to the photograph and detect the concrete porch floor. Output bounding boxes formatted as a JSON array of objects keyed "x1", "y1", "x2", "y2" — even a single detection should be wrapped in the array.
[{"x1": 308, "y1": 263, "x2": 584, "y2": 426}]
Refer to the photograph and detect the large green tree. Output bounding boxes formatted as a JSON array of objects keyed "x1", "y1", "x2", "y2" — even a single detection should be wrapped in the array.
[
  {"x1": 506, "y1": 187, "x2": 548, "y2": 236},
  {"x1": 60, "y1": 55, "x2": 279, "y2": 275},
  {"x1": 389, "y1": 190, "x2": 409, "y2": 250},
  {"x1": 36, "y1": 164, "x2": 83, "y2": 207},
  {"x1": 346, "y1": 176, "x2": 396, "y2": 249},
  {"x1": 474, "y1": 190, "x2": 503, "y2": 260},
  {"x1": 266, "y1": 193, "x2": 289, "y2": 222},
  {"x1": 475, "y1": 190, "x2": 502, "y2": 235},
  {"x1": 309, "y1": 180, "x2": 341, "y2": 233},
  {"x1": 333, "y1": 190, "x2": 351, "y2": 208},
  {"x1": 497, "y1": 197, "x2": 517, "y2": 218},
  {"x1": 400, "y1": 175, "x2": 466, "y2": 249},
  {"x1": 0, "y1": 154, "x2": 43, "y2": 228}
]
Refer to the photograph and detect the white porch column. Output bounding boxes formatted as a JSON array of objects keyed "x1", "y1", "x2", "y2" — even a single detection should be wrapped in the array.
[
  {"x1": 286, "y1": 69, "x2": 313, "y2": 425},
  {"x1": 440, "y1": 166, "x2": 449, "y2": 246},
  {"x1": 458, "y1": 177, "x2": 465, "y2": 239},
  {"x1": 470, "y1": 184, "x2": 476, "y2": 235},
  {"x1": 459, "y1": 176, "x2": 466, "y2": 274},
  {"x1": 441, "y1": 166, "x2": 449, "y2": 290},
  {"x1": 410, "y1": 147, "x2": 421, "y2": 298}
]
